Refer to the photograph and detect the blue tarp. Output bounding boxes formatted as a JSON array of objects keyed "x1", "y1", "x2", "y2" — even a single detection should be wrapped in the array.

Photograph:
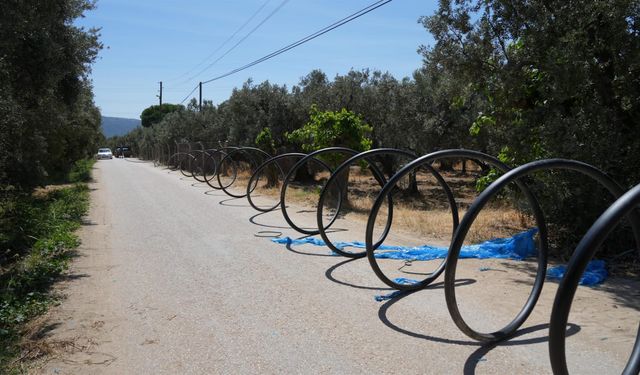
[
  {"x1": 271, "y1": 228, "x2": 539, "y2": 261},
  {"x1": 374, "y1": 278, "x2": 418, "y2": 301},
  {"x1": 374, "y1": 290, "x2": 403, "y2": 302},
  {"x1": 546, "y1": 259, "x2": 607, "y2": 286}
]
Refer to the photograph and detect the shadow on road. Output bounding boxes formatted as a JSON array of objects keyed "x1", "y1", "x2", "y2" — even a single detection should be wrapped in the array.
[
  {"x1": 248, "y1": 210, "x2": 291, "y2": 230},
  {"x1": 324, "y1": 258, "x2": 393, "y2": 291},
  {"x1": 376, "y1": 285, "x2": 581, "y2": 374},
  {"x1": 190, "y1": 182, "x2": 209, "y2": 188},
  {"x1": 462, "y1": 322, "x2": 581, "y2": 374},
  {"x1": 282, "y1": 234, "x2": 338, "y2": 258},
  {"x1": 219, "y1": 197, "x2": 250, "y2": 207},
  {"x1": 377, "y1": 280, "x2": 476, "y2": 346},
  {"x1": 204, "y1": 190, "x2": 227, "y2": 196}
]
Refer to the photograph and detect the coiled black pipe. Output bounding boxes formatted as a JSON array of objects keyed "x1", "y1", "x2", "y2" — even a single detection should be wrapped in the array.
[
  {"x1": 217, "y1": 147, "x2": 272, "y2": 198},
  {"x1": 549, "y1": 183, "x2": 640, "y2": 375},
  {"x1": 444, "y1": 159, "x2": 640, "y2": 343},
  {"x1": 364, "y1": 149, "x2": 529, "y2": 291},
  {"x1": 246, "y1": 153, "x2": 308, "y2": 213}
]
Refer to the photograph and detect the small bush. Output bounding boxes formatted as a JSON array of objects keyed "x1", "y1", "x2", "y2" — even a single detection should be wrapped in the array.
[
  {"x1": 0, "y1": 184, "x2": 89, "y2": 370},
  {"x1": 68, "y1": 159, "x2": 95, "y2": 183}
]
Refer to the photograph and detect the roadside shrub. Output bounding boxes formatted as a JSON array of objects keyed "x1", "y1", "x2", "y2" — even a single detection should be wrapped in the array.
[{"x1": 68, "y1": 159, "x2": 95, "y2": 183}]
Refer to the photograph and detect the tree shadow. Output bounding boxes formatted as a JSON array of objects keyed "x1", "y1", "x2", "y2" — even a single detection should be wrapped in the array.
[
  {"x1": 324, "y1": 258, "x2": 394, "y2": 291},
  {"x1": 80, "y1": 218, "x2": 98, "y2": 226},
  {"x1": 593, "y1": 277, "x2": 640, "y2": 311},
  {"x1": 498, "y1": 259, "x2": 539, "y2": 277},
  {"x1": 28, "y1": 322, "x2": 63, "y2": 340},
  {"x1": 59, "y1": 273, "x2": 90, "y2": 281},
  {"x1": 500, "y1": 259, "x2": 640, "y2": 311}
]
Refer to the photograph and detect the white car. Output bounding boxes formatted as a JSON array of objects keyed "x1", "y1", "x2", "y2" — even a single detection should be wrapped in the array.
[{"x1": 96, "y1": 148, "x2": 113, "y2": 160}]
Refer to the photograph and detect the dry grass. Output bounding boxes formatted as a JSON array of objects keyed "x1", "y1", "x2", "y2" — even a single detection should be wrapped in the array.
[
  {"x1": 231, "y1": 164, "x2": 534, "y2": 243},
  {"x1": 339, "y1": 195, "x2": 534, "y2": 243},
  {"x1": 394, "y1": 206, "x2": 533, "y2": 243},
  {"x1": 32, "y1": 184, "x2": 76, "y2": 198}
]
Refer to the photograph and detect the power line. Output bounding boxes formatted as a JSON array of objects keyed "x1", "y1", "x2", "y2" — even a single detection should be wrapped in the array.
[
  {"x1": 180, "y1": 84, "x2": 200, "y2": 105},
  {"x1": 173, "y1": 0, "x2": 392, "y2": 104},
  {"x1": 184, "y1": 0, "x2": 290, "y2": 84},
  {"x1": 202, "y1": 0, "x2": 392, "y2": 85},
  {"x1": 166, "y1": 0, "x2": 274, "y2": 83}
]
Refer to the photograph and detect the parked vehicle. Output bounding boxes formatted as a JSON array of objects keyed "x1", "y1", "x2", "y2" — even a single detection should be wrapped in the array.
[
  {"x1": 121, "y1": 146, "x2": 132, "y2": 157},
  {"x1": 96, "y1": 148, "x2": 113, "y2": 160},
  {"x1": 114, "y1": 145, "x2": 132, "y2": 158}
]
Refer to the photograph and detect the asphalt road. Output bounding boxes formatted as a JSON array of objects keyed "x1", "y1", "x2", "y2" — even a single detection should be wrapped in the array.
[{"x1": 35, "y1": 159, "x2": 637, "y2": 374}]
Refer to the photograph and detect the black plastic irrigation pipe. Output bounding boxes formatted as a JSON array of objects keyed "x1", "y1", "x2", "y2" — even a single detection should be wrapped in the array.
[
  {"x1": 316, "y1": 148, "x2": 457, "y2": 259},
  {"x1": 315, "y1": 148, "x2": 404, "y2": 258},
  {"x1": 217, "y1": 147, "x2": 273, "y2": 198},
  {"x1": 190, "y1": 147, "x2": 218, "y2": 183},
  {"x1": 364, "y1": 149, "x2": 538, "y2": 292},
  {"x1": 444, "y1": 158, "x2": 640, "y2": 343},
  {"x1": 549, "y1": 183, "x2": 640, "y2": 375},
  {"x1": 152, "y1": 143, "x2": 640, "y2": 373},
  {"x1": 279, "y1": 147, "x2": 359, "y2": 235},
  {"x1": 204, "y1": 147, "x2": 237, "y2": 190},
  {"x1": 246, "y1": 152, "x2": 308, "y2": 213}
]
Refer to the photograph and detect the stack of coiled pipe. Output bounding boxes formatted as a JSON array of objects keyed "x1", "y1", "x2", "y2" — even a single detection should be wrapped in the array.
[{"x1": 155, "y1": 142, "x2": 640, "y2": 374}]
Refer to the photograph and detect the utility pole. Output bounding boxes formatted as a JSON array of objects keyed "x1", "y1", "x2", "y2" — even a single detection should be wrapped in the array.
[
  {"x1": 199, "y1": 82, "x2": 203, "y2": 112},
  {"x1": 158, "y1": 81, "x2": 163, "y2": 106}
]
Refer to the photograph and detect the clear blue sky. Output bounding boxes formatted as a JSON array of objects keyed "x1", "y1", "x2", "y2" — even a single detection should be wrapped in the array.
[{"x1": 77, "y1": 0, "x2": 438, "y2": 119}]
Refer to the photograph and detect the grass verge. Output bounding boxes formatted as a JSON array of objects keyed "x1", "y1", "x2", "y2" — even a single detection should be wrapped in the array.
[{"x1": 0, "y1": 160, "x2": 93, "y2": 372}]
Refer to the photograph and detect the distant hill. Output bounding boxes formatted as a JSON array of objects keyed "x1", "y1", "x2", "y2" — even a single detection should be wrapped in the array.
[{"x1": 101, "y1": 116, "x2": 141, "y2": 138}]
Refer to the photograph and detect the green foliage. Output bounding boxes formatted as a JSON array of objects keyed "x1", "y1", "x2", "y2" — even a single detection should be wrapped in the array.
[
  {"x1": 475, "y1": 147, "x2": 513, "y2": 192},
  {"x1": 0, "y1": 0, "x2": 103, "y2": 189},
  {"x1": 469, "y1": 114, "x2": 496, "y2": 136},
  {"x1": 68, "y1": 159, "x2": 95, "y2": 183},
  {"x1": 423, "y1": 0, "x2": 640, "y2": 258},
  {"x1": 255, "y1": 127, "x2": 276, "y2": 155},
  {"x1": 0, "y1": 184, "x2": 89, "y2": 370},
  {"x1": 115, "y1": 0, "x2": 639, "y2": 260},
  {"x1": 140, "y1": 103, "x2": 185, "y2": 128},
  {"x1": 287, "y1": 105, "x2": 373, "y2": 154}
]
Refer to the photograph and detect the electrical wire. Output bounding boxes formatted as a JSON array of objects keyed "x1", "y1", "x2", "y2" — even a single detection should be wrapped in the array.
[
  {"x1": 184, "y1": 0, "x2": 290, "y2": 84},
  {"x1": 179, "y1": 84, "x2": 200, "y2": 105},
  {"x1": 173, "y1": 0, "x2": 392, "y2": 105},
  {"x1": 167, "y1": 0, "x2": 274, "y2": 83},
  {"x1": 202, "y1": 0, "x2": 393, "y2": 84}
]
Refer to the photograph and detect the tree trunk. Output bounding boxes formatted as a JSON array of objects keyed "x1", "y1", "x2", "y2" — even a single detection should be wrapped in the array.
[
  {"x1": 326, "y1": 168, "x2": 350, "y2": 210},
  {"x1": 406, "y1": 170, "x2": 419, "y2": 196},
  {"x1": 439, "y1": 159, "x2": 454, "y2": 172},
  {"x1": 264, "y1": 164, "x2": 279, "y2": 188}
]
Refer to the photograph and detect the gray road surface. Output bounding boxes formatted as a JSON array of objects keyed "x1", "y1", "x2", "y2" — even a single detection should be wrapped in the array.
[{"x1": 35, "y1": 159, "x2": 636, "y2": 374}]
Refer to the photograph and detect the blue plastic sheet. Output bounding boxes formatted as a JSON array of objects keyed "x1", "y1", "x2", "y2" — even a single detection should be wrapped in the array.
[
  {"x1": 374, "y1": 290, "x2": 403, "y2": 302},
  {"x1": 374, "y1": 278, "x2": 418, "y2": 301},
  {"x1": 393, "y1": 277, "x2": 419, "y2": 285},
  {"x1": 546, "y1": 259, "x2": 607, "y2": 286},
  {"x1": 271, "y1": 228, "x2": 539, "y2": 261},
  {"x1": 270, "y1": 236, "x2": 340, "y2": 256}
]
